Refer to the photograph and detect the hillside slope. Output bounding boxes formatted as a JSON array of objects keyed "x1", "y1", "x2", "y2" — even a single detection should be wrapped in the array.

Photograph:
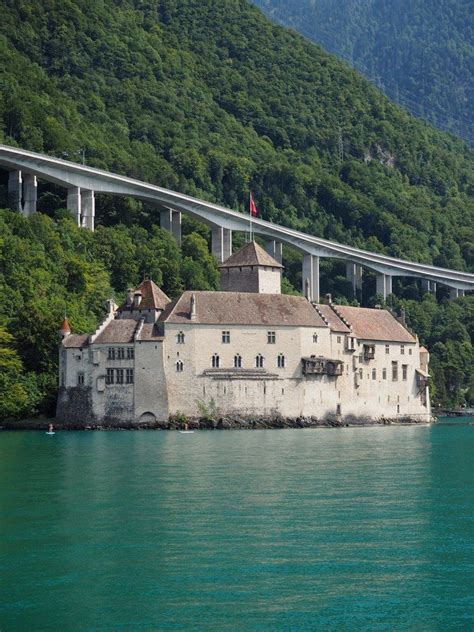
[
  {"x1": 253, "y1": 0, "x2": 474, "y2": 146},
  {"x1": 0, "y1": 0, "x2": 473, "y2": 271}
]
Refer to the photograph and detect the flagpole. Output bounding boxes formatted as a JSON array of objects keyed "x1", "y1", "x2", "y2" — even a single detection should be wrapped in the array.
[{"x1": 249, "y1": 192, "x2": 252, "y2": 242}]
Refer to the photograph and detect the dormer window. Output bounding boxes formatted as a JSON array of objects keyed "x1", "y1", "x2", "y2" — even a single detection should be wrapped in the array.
[{"x1": 176, "y1": 332, "x2": 185, "y2": 344}]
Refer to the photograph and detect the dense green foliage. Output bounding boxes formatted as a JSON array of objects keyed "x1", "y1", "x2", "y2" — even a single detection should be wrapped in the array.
[
  {"x1": 0, "y1": 0, "x2": 473, "y2": 271},
  {"x1": 0, "y1": 1, "x2": 472, "y2": 416},
  {"x1": 253, "y1": 0, "x2": 474, "y2": 145},
  {"x1": 0, "y1": 209, "x2": 221, "y2": 418}
]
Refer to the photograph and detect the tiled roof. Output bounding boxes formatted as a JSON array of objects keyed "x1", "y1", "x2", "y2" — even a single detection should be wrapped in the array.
[
  {"x1": 118, "y1": 279, "x2": 170, "y2": 311},
  {"x1": 316, "y1": 304, "x2": 351, "y2": 333},
  {"x1": 63, "y1": 334, "x2": 89, "y2": 348},
  {"x1": 137, "y1": 323, "x2": 164, "y2": 341},
  {"x1": 335, "y1": 305, "x2": 415, "y2": 343},
  {"x1": 94, "y1": 319, "x2": 139, "y2": 344},
  {"x1": 219, "y1": 241, "x2": 283, "y2": 269},
  {"x1": 159, "y1": 291, "x2": 327, "y2": 327},
  {"x1": 60, "y1": 318, "x2": 71, "y2": 334}
]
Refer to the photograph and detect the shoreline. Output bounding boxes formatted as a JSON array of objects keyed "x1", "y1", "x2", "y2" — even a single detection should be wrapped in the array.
[{"x1": 0, "y1": 415, "x2": 436, "y2": 431}]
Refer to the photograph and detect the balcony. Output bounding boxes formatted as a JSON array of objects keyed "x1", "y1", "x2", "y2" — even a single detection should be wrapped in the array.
[{"x1": 302, "y1": 356, "x2": 344, "y2": 377}]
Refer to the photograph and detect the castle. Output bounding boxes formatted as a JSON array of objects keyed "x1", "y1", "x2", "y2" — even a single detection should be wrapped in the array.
[{"x1": 57, "y1": 241, "x2": 431, "y2": 424}]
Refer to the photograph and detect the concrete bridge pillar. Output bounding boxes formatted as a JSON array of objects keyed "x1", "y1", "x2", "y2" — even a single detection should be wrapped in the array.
[
  {"x1": 211, "y1": 227, "x2": 232, "y2": 262},
  {"x1": 449, "y1": 287, "x2": 464, "y2": 300},
  {"x1": 346, "y1": 262, "x2": 363, "y2": 297},
  {"x1": 421, "y1": 279, "x2": 437, "y2": 294},
  {"x1": 81, "y1": 190, "x2": 95, "y2": 231},
  {"x1": 160, "y1": 208, "x2": 181, "y2": 246},
  {"x1": 266, "y1": 240, "x2": 283, "y2": 264},
  {"x1": 302, "y1": 254, "x2": 320, "y2": 302},
  {"x1": 8, "y1": 170, "x2": 22, "y2": 211},
  {"x1": 67, "y1": 187, "x2": 82, "y2": 226},
  {"x1": 22, "y1": 174, "x2": 37, "y2": 217},
  {"x1": 376, "y1": 273, "x2": 392, "y2": 300}
]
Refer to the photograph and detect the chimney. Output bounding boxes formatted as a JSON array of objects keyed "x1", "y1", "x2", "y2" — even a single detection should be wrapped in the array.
[
  {"x1": 127, "y1": 288, "x2": 134, "y2": 306},
  {"x1": 133, "y1": 291, "x2": 142, "y2": 308},
  {"x1": 190, "y1": 293, "x2": 196, "y2": 320},
  {"x1": 325, "y1": 293, "x2": 332, "y2": 305}
]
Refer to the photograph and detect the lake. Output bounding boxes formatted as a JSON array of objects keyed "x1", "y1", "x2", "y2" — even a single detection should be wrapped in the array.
[{"x1": 0, "y1": 418, "x2": 473, "y2": 630}]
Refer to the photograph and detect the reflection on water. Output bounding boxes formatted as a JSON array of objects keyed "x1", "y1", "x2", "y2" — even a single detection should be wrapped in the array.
[{"x1": 0, "y1": 419, "x2": 473, "y2": 630}]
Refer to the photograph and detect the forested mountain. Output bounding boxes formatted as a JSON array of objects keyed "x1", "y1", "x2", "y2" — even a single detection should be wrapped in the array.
[
  {"x1": 253, "y1": 0, "x2": 474, "y2": 146},
  {"x1": 0, "y1": 0, "x2": 473, "y2": 416}
]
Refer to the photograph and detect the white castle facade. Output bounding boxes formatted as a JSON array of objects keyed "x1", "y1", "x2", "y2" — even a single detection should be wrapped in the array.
[{"x1": 57, "y1": 242, "x2": 432, "y2": 424}]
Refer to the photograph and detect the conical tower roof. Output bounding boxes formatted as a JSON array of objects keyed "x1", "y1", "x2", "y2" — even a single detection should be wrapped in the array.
[
  {"x1": 59, "y1": 317, "x2": 71, "y2": 334},
  {"x1": 218, "y1": 241, "x2": 283, "y2": 269}
]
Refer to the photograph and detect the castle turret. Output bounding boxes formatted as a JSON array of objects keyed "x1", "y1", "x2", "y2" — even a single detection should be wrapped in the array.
[
  {"x1": 59, "y1": 317, "x2": 71, "y2": 340},
  {"x1": 219, "y1": 241, "x2": 283, "y2": 294}
]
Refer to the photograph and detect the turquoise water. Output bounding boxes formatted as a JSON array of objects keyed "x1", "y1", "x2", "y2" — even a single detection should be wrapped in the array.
[{"x1": 0, "y1": 419, "x2": 473, "y2": 631}]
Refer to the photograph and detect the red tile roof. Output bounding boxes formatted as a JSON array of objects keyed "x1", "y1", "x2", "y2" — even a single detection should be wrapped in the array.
[
  {"x1": 219, "y1": 241, "x2": 283, "y2": 269},
  {"x1": 160, "y1": 291, "x2": 327, "y2": 327},
  {"x1": 63, "y1": 334, "x2": 89, "y2": 348},
  {"x1": 118, "y1": 279, "x2": 170, "y2": 311},
  {"x1": 334, "y1": 305, "x2": 415, "y2": 343},
  {"x1": 94, "y1": 319, "x2": 139, "y2": 344},
  {"x1": 315, "y1": 304, "x2": 351, "y2": 333}
]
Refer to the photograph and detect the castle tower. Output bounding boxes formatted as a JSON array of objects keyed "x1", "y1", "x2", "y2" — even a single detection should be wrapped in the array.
[
  {"x1": 59, "y1": 317, "x2": 71, "y2": 340},
  {"x1": 219, "y1": 241, "x2": 283, "y2": 294}
]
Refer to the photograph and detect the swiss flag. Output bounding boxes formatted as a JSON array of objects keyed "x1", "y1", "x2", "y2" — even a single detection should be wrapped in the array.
[{"x1": 249, "y1": 192, "x2": 258, "y2": 218}]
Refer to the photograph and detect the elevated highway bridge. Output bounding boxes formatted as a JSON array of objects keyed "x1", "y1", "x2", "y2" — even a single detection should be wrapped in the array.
[{"x1": 1, "y1": 144, "x2": 472, "y2": 301}]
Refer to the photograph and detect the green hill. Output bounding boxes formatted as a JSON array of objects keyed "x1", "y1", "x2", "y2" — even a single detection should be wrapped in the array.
[
  {"x1": 0, "y1": 0, "x2": 473, "y2": 416},
  {"x1": 253, "y1": 0, "x2": 474, "y2": 146},
  {"x1": 0, "y1": 0, "x2": 473, "y2": 270}
]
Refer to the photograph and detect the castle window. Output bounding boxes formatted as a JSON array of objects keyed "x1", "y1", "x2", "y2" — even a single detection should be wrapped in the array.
[
  {"x1": 402, "y1": 364, "x2": 408, "y2": 381},
  {"x1": 267, "y1": 331, "x2": 276, "y2": 344},
  {"x1": 212, "y1": 354, "x2": 220, "y2": 368},
  {"x1": 176, "y1": 360, "x2": 183, "y2": 372},
  {"x1": 401, "y1": 345, "x2": 405, "y2": 355},
  {"x1": 277, "y1": 354, "x2": 285, "y2": 368},
  {"x1": 222, "y1": 331, "x2": 230, "y2": 344},
  {"x1": 409, "y1": 348, "x2": 412, "y2": 355},
  {"x1": 126, "y1": 369, "x2": 134, "y2": 384},
  {"x1": 117, "y1": 347, "x2": 125, "y2": 360},
  {"x1": 256, "y1": 354, "x2": 264, "y2": 368},
  {"x1": 106, "y1": 368, "x2": 114, "y2": 385},
  {"x1": 385, "y1": 345, "x2": 390, "y2": 355},
  {"x1": 337, "y1": 336, "x2": 341, "y2": 343},
  {"x1": 127, "y1": 347, "x2": 134, "y2": 360},
  {"x1": 77, "y1": 372, "x2": 85, "y2": 386},
  {"x1": 313, "y1": 333, "x2": 318, "y2": 343},
  {"x1": 116, "y1": 369, "x2": 124, "y2": 384},
  {"x1": 234, "y1": 354, "x2": 242, "y2": 368},
  {"x1": 372, "y1": 369, "x2": 376, "y2": 380},
  {"x1": 359, "y1": 368, "x2": 363, "y2": 379},
  {"x1": 108, "y1": 347, "x2": 115, "y2": 360},
  {"x1": 176, "y1": 332, "x2": 185, "y2": 344},
  {"x1": 392, "y1": 361, "x2": 398, "y2": 381},
  {"x1": 382, "y1": 368, "x2": 387, "y2": 380}
]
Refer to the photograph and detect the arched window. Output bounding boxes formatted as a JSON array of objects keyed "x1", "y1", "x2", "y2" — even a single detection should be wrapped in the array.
[
  {"x1": 277, "y1": 354, "x2": 285, "y2": 368},
  {"x1": 313, "y1": 333, "x2": 318, "y2": 343},
  {"x1": 255, "y1": 354, "x2": 264, "y2": 368},
  {"x1": 234, "y1": 354, "x2": 242, "y2": 368},
  {"x1": 212, "y1": 354, "x2": 220, "y2": 368},
  {"x1": 176, "y1": 360, "x2": 183, "y2": 372},
  {"x1": 176, "y1": 331, "x2": 185, "y2": 344}
]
